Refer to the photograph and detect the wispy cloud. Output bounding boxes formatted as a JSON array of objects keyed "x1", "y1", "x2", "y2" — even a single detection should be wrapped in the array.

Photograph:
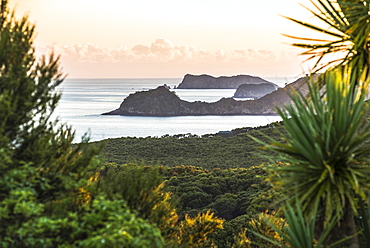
[
  {"x1": 39, "y1": 38, "x2": 303, "y2": 77},
  {"x1": 47, "y1": 38, "x2": 297, "y2": 64}
]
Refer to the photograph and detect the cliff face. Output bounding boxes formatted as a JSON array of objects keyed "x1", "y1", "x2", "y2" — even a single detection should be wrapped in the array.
[
  {"x1": 103, "y1": 78, "x2": 308, "y2": 116},
  {"x1": 233, "y1": 83, "x2": 277, "y2": 98},
  {"x1": 177, "y1": 74, "x2": 277, "y2": 89}
]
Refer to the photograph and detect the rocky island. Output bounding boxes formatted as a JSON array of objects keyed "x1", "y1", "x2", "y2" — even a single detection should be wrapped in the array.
[
  {"x1": 102, "y1": 77, "x2": 307, "y2": 116},
  {"x1": 177, "y1": 74, "x2": 278, "y2": 89},
  {"x1": 233, "y1": 83, "x2": 278, "y2": 99}
]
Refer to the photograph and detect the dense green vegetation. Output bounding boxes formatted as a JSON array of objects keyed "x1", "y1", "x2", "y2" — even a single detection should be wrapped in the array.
[
  {"x1": 0, "y1": 1, "x2": 166, "y2": 246},
  {"x1": 256, "y1": 0, "x2": 370, "y2": 247},
  {"x1": 4, "y1": 0, "x2": 370, "y2": 247},
  {"x1": 0, "y1": 1, "x2": 282, "y2": 246},
  {"x1": 99, "y1": 124, "x2": 284, "y2": 169},
  {"x1": 98, "y1": 163, "x2": 278, "y2": 247},
  {"x1": 0, "y1": 2, "x2": 225, "y2": 247},
  {"x1": 95, "y1": 126, "x2": 286, "y2": 246},
  {"x1": 163, "y1": 165, "x2": 277, "y2": 247}
]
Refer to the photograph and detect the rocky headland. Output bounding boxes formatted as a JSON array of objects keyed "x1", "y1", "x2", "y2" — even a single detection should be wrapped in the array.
[
  {"x1": 233, "y1": 83, "x2": 277, "y2": 99},
  {"x1": 177, "y1": 74, "x2": 278, "y2": 89},
  {"x1": 102, "y1": 77, "x2": 308, "y2": 116}
]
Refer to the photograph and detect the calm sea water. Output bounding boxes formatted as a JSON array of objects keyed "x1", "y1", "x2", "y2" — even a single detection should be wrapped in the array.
[{"x1": 54, "y1": 77, "x2": 296, "y2": 142}]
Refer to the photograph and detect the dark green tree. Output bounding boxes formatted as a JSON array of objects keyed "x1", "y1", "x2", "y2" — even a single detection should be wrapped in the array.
[{"x1": 0, "y1": 1, "x2": 163, "y2": 247}]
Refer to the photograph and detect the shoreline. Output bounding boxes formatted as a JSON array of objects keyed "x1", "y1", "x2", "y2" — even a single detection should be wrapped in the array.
[{"x1": 102, "y1": 111, "x2": 280, "y2": 117}]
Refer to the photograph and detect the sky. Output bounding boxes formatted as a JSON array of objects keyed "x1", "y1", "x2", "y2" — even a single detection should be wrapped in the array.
[{"x1": 11, "y1": 0, "x2": 319, "y2": 78}]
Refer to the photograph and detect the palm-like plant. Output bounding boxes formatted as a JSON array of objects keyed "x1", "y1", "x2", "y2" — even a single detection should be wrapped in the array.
[
  {"x1": 285, "y1": 0, "x2": 370, "y2": 78},
  {"x1": 252, "y1": 198, "x2": 343, "y2": 248},
  {"x1": 253, "y1": 1, "x2": 370, "y2": 246},
  {"x1": 262, "y1": 67, "x2": 370, "y2": 245}
]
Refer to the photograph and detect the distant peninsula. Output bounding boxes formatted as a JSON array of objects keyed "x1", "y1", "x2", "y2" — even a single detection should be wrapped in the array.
[
  {"x1": 177, "y1": 74, "x2": 278, "y2": 89},
  {"x1": 233, "y1": 83, "x2": 277, "y2": 99},
  {"x1": 102, "y1": 77, "x2": 307, "y2": 117}
]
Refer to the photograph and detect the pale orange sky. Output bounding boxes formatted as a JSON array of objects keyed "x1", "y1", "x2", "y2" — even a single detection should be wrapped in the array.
[{"x1": 11, "y1": 0, "x2": 319, "y2": 78}]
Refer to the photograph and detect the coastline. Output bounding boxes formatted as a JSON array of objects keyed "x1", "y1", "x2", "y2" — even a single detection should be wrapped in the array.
[
  {"x1": 102, "y1": 112, "x2": 280, "y2": 117},
  {"x1": 55, "y1": 77, "x2": 295, "y2": 142}
]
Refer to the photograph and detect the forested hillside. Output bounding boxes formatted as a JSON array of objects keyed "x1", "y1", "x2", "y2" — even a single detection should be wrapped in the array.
[
  {"x1": 93, "y1": 124, "x2": 286, "y2": 246},
  {"x1": 4, "y1": 0, "x2": 370, "y2": 246},
  {"x1": 98, "y1": 123, "x2": 284, "y2": 169},
  {"x1": 97, "y1": 162, "x2": 279, "y2": 247}
]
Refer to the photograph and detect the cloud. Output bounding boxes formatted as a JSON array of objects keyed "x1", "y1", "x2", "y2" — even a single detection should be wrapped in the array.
[
  {"x1": 41, "y1": 38, "x2": 304, "y2": 78},
  {"x1": 47, "y1": 38, "x2": 298, "y2": 65},
  {"x1": 132, "y1": 45, "x2": 150, "y2": 55}
]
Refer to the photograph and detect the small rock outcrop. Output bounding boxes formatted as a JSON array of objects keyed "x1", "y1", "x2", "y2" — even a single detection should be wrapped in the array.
[
  {"x1": 233, "y1": 83, "x2": 278, "y2": 98},
  {"x1": 177, "y1": 74, "x2": 277, "y2": 89},
  {"x1": 102, "y1": 77, "x2": 308, "y2": 117}
]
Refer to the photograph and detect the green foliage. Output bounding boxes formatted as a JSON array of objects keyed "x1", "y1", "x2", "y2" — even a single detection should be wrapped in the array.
[
  {"x1": 98, "y1": 164, "x2": 179, "y2": 240},
  {"x1": 273, "y1": 1, "x2": 370, "y2": 246},
  {"x1": 73, "y1": 196, "x2": 163, "y2": 248},
  {"x1": 211, "y1": 215, "x2": 253, "y2": 248},
  {"x1": 0, "y1": 1, "x2": 164, "y2": 246},
  {"x1": 230, "y1": 229, "x2": 252, "y2": 248},
  {"x1": 96, "y1": 163, "x2": 276, "y2": 247},
  {"x1": 8, "y1": 196, "x2": 163, "y2": 248},
  {"x1": 255, "y1": 67, "x2": 370, "y2": 247},
  {"x1": 100, "y1": 164, "x2": 165, "y2": 218},
  {"x1": 279, "y1": 1, "x2": 370, "y2": 246},
  {"x1": 98, "y1": 125, "x2": 284, "y2": 170},
  {"x1": 284, "y1": 0, "x2": 370, "y2": 76},
  {"x1": 251, "y1": 199, "x2": 343, "y2": 248},
  {"x1": 247, "y1": 210, "x2": 285, "y2": 248},
  {"x1": 263, "y1": 69, "x2": 370, "y2": 223},
  {"x1": 177, "y1": 210, "x2": 224, "y2": 247},
  {"x1": 0, "y1": 144, "x2": 163, "y2": 247},
  {"x1": 163, "y1": 165, "x2": 274, "y2": 219},
  {"x1": 0, "y1": 4, "x2": 277, "y2": 242},
  {"x1": 161, "y1": 165, "x2": 278, "y2": 247},
  {"x1": 97, "y1": 163, "x2": 235, "y2": 247}
]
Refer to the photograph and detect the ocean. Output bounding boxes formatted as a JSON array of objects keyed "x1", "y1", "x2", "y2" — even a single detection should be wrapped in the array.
[{"x1": 54, "y1": 77, "x2": 296, "y2": 142}]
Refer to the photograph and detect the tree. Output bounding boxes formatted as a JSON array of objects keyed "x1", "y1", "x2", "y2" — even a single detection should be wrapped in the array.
[
  {"x1": 99, "y1": 163, "x2": 179, "y2": 241},
  {"x1": 250, "y1": 198, "x2": 341, "y2": 248},
  {"x1": 260, "y1": 67, "x2": 370, "y2": 246},
  {"x1": 177, "y1": 210, "x2": 224, "y2": 247},
  {"x1": 285, "y1": 0, "x2": 370, "y2": 78},
  {"x1": 253, "y1": 1, "x2": 370, "y2": 246},
  {"x1": 99, "y1": 163, "x2": 226, "y2": 247},
  {"x1": 0, "y1": 1, "x2": 163, "y2": 246}
]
